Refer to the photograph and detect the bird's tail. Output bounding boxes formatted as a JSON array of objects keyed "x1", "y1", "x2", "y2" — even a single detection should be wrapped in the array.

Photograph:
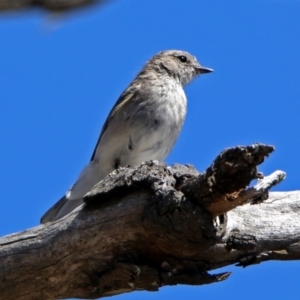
[
  {"x1": 40, "y1": 196, "x2": 83, "y2": 224},
  {"x1": 40, "y1": 160, "x2": 106, "y2": 224}
]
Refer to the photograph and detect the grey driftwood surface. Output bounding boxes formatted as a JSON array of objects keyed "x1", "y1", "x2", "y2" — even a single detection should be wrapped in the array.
[{"x1": 0, "y1": 144, "x2": 298, "y2": 300}]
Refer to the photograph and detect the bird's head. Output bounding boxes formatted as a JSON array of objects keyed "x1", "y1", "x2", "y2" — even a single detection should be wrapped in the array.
[{"x1": 149, "y1": 50, "x2": 213, "y2": 86}]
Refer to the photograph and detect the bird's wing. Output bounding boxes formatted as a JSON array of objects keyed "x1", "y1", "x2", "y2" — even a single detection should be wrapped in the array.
[
  {"x1": 40, "y1": 87, "x2": 140, "y2": 224},
  {"x1": 90, "y1": 87, "x2": 136, "y2": 161}
]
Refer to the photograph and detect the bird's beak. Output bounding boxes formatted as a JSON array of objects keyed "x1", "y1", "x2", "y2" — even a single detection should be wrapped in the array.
[{"x1": 195, "y1": 65, "x2": 214, "y2": 74}]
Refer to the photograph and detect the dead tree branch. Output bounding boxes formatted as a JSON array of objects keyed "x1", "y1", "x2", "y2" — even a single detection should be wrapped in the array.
[{"x1": 0, "y1": 144, "x2": 295, "y2": 300}]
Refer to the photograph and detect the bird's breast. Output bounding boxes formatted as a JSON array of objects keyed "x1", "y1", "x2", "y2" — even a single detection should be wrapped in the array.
[
  {"x1": 153, "y1": 81, "x2": 187, "y2": 129},
  {"x1": 95, "y1": 80, "x2": 187, "y2": 171},
  {"x1": 128, "y1": 82, "x2": 187, "y2": 162}
]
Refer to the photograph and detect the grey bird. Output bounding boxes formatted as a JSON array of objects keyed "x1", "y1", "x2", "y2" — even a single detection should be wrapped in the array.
[{"x1": 40, "y1": 50, "x2": 213, "y2": 223}]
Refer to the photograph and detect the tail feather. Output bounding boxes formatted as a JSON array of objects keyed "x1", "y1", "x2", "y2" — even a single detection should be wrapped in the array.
[
  {"x1": 41, "y1": 160, "x2": 107, "y2": 224},
  {"x1": 40, "y1": 196, "x2": 83, "y2": 224}
]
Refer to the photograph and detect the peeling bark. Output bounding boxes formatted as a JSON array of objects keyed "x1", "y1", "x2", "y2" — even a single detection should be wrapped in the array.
[{"x1": 0, "y1": 144, "x2": 296, "y2": 300}]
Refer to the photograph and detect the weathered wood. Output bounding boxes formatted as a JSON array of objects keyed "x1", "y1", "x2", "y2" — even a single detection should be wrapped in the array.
[
  {"x1": 180, "y1": 144, "x2": 277, "y2": 217},
  {"x1": 0, "y1": 144, "x2": 295, "y2": 300}
]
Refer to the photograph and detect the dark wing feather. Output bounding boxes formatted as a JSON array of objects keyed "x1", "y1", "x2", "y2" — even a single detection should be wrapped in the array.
[{"x1": 90, "y1": 88, "x2": 136, "y2": 161}]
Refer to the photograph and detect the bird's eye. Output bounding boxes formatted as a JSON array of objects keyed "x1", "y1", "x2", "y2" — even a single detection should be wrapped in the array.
[{"x1": 177, "y1": 55, "x2": 187, "y2": 63}]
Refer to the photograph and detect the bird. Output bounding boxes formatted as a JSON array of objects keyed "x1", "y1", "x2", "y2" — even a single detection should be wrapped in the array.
[{"x1": 40, "y1": 50, "x2": 213, "y2": 223}]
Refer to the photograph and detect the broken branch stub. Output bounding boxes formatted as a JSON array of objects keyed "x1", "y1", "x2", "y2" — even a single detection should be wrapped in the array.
[{"x1": 179, "y1": 144, "x2": 276, "y2": 217}]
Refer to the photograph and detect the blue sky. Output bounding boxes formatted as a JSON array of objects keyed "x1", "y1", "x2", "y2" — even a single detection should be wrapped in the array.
[{"x1": 1, "y1": 0, "x2": 300, "y2": 299}]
